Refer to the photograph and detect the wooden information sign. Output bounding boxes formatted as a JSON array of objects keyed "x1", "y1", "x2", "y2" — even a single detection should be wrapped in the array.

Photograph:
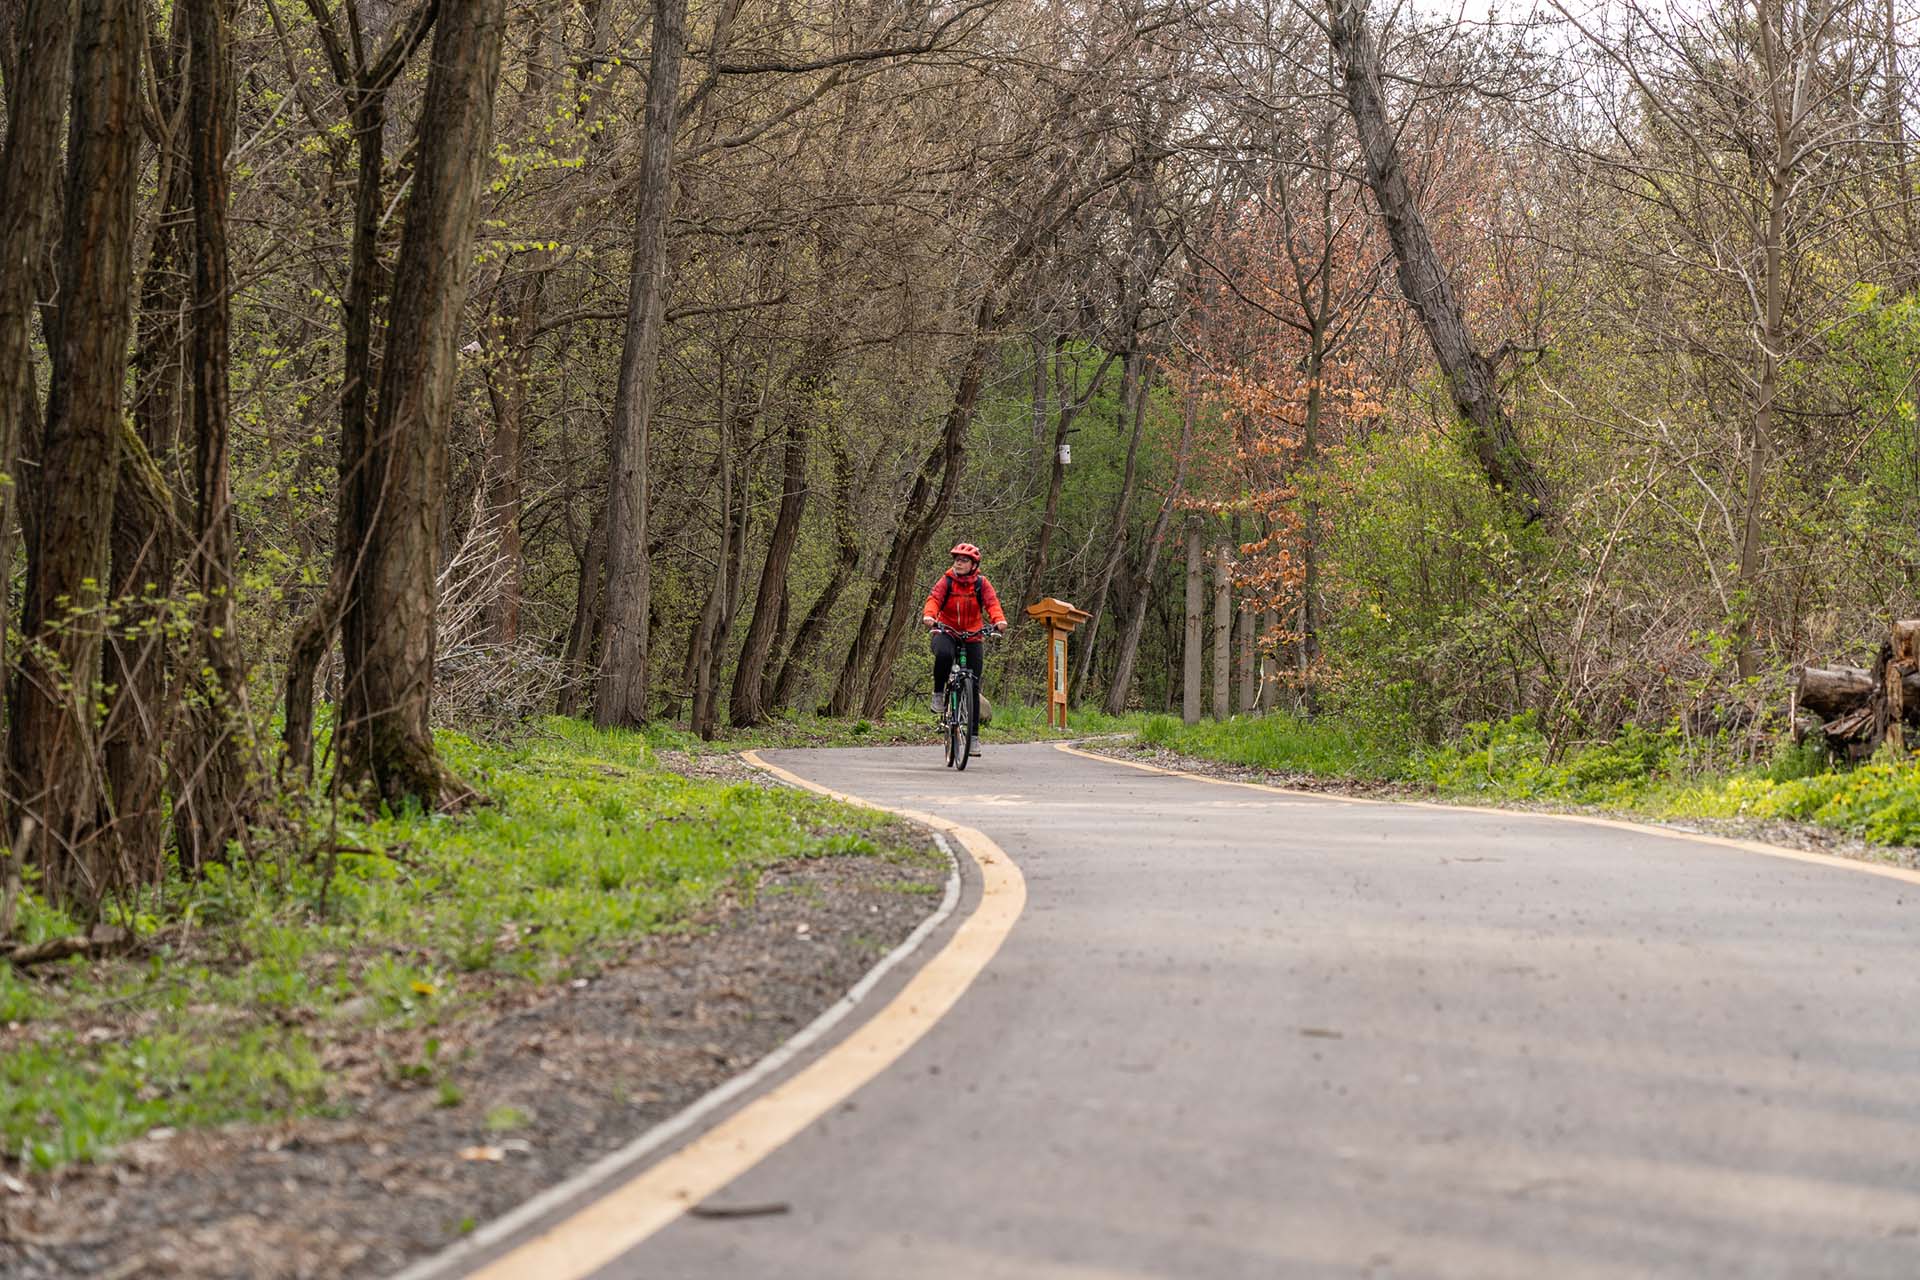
[{"x1": 1025, "y1": 597, "x2": 1092, "y2": 729}]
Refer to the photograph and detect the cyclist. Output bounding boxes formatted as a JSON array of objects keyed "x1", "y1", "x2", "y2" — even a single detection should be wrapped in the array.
[{"x1": 922, "y1": 542, "x2": 1009, "y2": 742}]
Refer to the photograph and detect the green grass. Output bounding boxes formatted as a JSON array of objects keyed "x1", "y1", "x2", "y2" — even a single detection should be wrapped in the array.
[
  {"x1": 1, "y1": 717, "x2": 933, "y2": 1171},
  {"x1": 1130, "y1": 708, "x2": 1920, "y2": 850},
  {"x1": 1137, "y1": 711, "x2": 1407, "y2": 780},
  {"x1": 644, "y1": 697, "x2": 1149, "y2": 754}
]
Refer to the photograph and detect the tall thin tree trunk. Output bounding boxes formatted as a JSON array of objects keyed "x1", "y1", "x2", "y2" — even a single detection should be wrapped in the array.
[
  {"x1": 857, "y1": 329, "x2": 994, "y2": 720},
  {"x1": 0, "y1": 0, "x2": 74, "y2": 745},
  {"x1": 1070, "y1": 349, "x2": 1151, "y2": 702},
  {"x1": 1734, "y1": 148, "x2": 1792, "y2": 679},
  {"x1": 1017, "y1": 344, "x2": 1119, "y2": 619},
  {"x1": 595, "y1": 0, "x2": 688, "y2": 729},
  {"x1": 1212, "y1": 543, "x2": 1231, "y2": 720},
  {"x1": 689, "y1": 375, "x2": 737, "y2": 739},
  {"x1": 1298, "y1": 322, "x2": 1325, "y2": 707},
  {"x1": 1105, "y1": 384, "x2": 1196, "y2": 716},
  {"x1": 9, "y1": 0, "x2": 140, "y2": 906},
  {"x1": 1237, "y1": 603, "x2": 1255, "y2": 713},
  {"x1": 102, "y1": 15, "x2": 187, "y2": 878},
  {"x1": 338, "y1": 0, "x2": 507, "y2": 806},
  {"x1": 1259, "y1": 606, "x2": 1280, "y2": 711},
  {"x1": 730, "y1": 354, "x2": 821, "y2": 726},
  {"x1": 481, "y1": 266, "x2": 544, "y2": 644},
  {"x1": 774, "y1": 428, "x2": 859, "y2": 712},
  {"x1": 174, "y1": 0, "x2": 255, "y2": 870},
  {"x1": 557, "y1": 504, "x2": 606, "y2": 716},
  {"x1": 1327, "y1": 0, "x2": 1548, "y2": 522},
  {"x1": 1182, "y1": 519, "x2": 1203, "y2": 726},
  {"x1": 284, "y1": 0, "x2": 439, "y2": 779}
]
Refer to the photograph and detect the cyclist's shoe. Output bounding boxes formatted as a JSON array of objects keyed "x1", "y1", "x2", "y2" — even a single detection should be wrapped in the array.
[
  {"x1": 968, "y1": 744, "x2": 981, "y2": 757},
  {"x1": 929, "y1": 692, "x2": 942, "y2": 715}
]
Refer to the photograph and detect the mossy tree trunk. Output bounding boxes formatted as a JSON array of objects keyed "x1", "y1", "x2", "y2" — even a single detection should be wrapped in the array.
[
  {"x1": 9, "y1": 0, "x2": 140, "y2": 907},
  {"x1": 338, "y1": 0, "x2": 506, "y2": 808}
]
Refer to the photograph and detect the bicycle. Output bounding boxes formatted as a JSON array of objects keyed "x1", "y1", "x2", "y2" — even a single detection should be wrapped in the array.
[{"x1": 934, "y1": 623, "x2": 995, "y2": 771}]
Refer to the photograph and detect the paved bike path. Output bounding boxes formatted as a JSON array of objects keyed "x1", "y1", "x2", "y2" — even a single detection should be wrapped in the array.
[{"x1": 604, "y1": 742, "x2": 1920, "y2": 1278}]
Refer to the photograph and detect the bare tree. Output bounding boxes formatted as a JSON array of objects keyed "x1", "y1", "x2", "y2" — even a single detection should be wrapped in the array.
[
  {"x1": 1326, "y1": 0, "x2": 1551, "y2": 522},
  {"x1": 8, "y1": 0, "x2": 140, "y2": 905},
  {"x1": 1552, "y1": 0, "x2": 1887, "y2": 676},
  {"x1": 337, "y1": 0, "x2": 508, "y2": 805},
  {"x1": 596, "y1": 0, "x2": 690, "y2": 728}
]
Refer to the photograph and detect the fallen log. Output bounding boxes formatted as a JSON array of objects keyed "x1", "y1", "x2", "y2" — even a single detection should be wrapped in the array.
[
  {"x1": 1797, "y1": 665, "x2": 1874, "y2": 718},
  {"x1": 1, "y1": 923, "x2": 129, "y2": 969},
  {"x1": 1795, "y1": 664, "x2": 1920, "y2": 722}
]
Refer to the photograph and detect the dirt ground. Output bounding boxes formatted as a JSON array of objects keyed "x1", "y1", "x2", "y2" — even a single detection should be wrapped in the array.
[
  {"x1": 0, "y1": 762, "x2": 946, "y2": 1280},
  {"x1": 1090, "y1": 741, "x2": 1920, "y2": 870}
]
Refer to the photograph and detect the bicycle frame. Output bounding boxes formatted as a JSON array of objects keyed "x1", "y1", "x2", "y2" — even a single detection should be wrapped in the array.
[{"x1": 934, "y1": 624, "x2": 992, "y2": 770}]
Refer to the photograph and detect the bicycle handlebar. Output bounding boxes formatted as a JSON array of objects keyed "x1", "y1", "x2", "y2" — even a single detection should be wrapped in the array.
[{"x1": 932, "y1": 622, "x2": 1001, "y2": 642}]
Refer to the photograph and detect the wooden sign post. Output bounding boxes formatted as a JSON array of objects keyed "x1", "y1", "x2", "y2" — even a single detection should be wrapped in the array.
[{"x1": 1025, "y1": 597, "x2": 1092, "y2": 729}]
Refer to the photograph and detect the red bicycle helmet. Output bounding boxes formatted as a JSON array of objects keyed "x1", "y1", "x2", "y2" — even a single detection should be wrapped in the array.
[{"x1": 949, "y1": 542, "x2": 983, "y2": 563}]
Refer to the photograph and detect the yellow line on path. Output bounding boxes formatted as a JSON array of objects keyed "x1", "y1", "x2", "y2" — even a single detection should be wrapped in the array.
[
  {"x1": 464, "y1": 750, "x2": 1026, "y2": 1280},
  {"x1": 1056, "y1": 741, "x2": 1920, "y2": 888}
]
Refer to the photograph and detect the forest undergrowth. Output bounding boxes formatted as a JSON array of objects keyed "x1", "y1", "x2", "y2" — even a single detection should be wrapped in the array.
[
  {"x1": 1138, "y1": 711, "x2": 1920, "y2": 852},
  {"x1": 0, "y1": 721, "x2": 927, "y2": 1172}
]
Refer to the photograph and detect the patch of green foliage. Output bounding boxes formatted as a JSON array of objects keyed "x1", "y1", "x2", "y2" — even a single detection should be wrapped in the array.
[
  {"x1": 1417, "y1": 713, "x2": 1682, "y2": 805},
  {"x1": 1137, "y1": 711, "x2": 1406, "y2": 780},
  {"x1": 1139, "y1": 708, "x2": 1920, "y2": 849},
  {"x1": 1, "y1": 718, "x2": 929, "y2": 1170}
]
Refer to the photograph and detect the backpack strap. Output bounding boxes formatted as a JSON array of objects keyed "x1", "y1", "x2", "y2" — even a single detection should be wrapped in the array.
[{"x1": 934, "y1": 573, "x2": 988, "y2": 621}]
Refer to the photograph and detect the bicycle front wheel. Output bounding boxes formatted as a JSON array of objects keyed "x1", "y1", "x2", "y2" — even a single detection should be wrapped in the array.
[
  {"x1": 955, "y1": 684, "x2": 975, "y2": 771},
  {"x1": 944, "y1": 691, "x2": 961, "y2": 768}
]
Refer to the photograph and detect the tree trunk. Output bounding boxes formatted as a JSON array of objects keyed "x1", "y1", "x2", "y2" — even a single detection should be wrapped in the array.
[
  {"x1": 688, "y1": 376, "x2": 738, "y2": 739},
  {"x1": 1182, "y1": 518, "x2": 1203, "y2": 726},
  {"x1": 1326, "y1": 0, "x2": 1549, "y2": 523},
  {"x1": 1069, "y1": 349, "x2": 1151, "y2": 703},
  {"x1": 595, "y1": 0, "x2": 688, "y2": 729},
  {"x1": 1734, "y1": 133, "x2": 1794, "y2": 678},
  {"x1": 102, "y1": 16, "x2": 187, "y2": 877},
  {"x1": 1298, "y1": 325, "x2": 1325, "y2": 708},
  {"x1": 338, "y1": 0, "x2": 506, "y2": 807},
  {"x1": 1212, "y1": 543, "x2": 1231, "y2": 720},
  {"x1": 1105, "y1": 384, "x2": 1196, "y2": 716},
  {"x1": 774, "y1": 428, "x2": 859, "y2": 712},
  {"x1": 857, "y1": 328, "x2": 994, "y2": 720},
  {"x1": 9, "y1": 0, "x2": 140, "y2": 906},
  {"x1": 730, "y1": 354, "x2": 820, "y2": 726},
  {"x1": 1016, "y1": 343, "x2": 1119, "y2": 620},
  {"x1": 1237, "y1": 602, "x2": 1255, "y2": 714},
  {"x1": 829, "y1": 450, "x2": 930, "y2": 717},
  {"x1": 285, "y1": 0, "x2": 438, "y2": 780},
  {"x1": 1258, "y1": 607, "x2": 1280, "y2": 711},
  {"x1": 481, "y1": 265, "x2": 544, "y2": 644},
  {"x1": 0, "y1": 0, "x2": 74, "y2": 726},
  {"x1": 557, "y1": 504, "x2": 606, "y2": 717},
  {"x1": 174, "y1": 0, "x2": 254, "y2": 871}
]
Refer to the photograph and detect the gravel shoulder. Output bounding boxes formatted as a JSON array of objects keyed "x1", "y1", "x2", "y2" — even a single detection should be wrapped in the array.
[
  {"x1": 1084, "y1": 739, "x2": 1920, "y2": 871},
  {"x1": 0, "y1": 760, "x2": 947, "y2": 1280}
]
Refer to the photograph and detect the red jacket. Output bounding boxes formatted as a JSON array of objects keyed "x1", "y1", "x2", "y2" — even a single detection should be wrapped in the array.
[{"x1": 923, "y1": 570, "x2": 1006, "y2": 635}]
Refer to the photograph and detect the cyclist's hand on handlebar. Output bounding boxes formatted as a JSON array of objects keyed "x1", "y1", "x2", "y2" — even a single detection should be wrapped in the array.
[{"x1": 922, "y1": 615, "x2": 937, "y2": 631}]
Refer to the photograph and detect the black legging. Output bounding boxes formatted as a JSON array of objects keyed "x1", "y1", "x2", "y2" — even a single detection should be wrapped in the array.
[{"x1": 931, "y1": 631, "x2": 984, "y2": 726}]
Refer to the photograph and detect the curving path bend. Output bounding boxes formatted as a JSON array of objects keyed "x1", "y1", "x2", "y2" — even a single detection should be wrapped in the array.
[{"x1": 444, "y1": 741, "x2": 1920, "y2": 1279}]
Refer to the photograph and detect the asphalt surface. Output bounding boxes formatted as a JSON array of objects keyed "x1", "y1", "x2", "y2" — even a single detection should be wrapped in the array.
[{"x1": 597, "y1": 742, "x2": 1920, "y2": 1278}]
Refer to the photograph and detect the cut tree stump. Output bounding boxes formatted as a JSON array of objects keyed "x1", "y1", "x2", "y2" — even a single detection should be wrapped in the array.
[{"x1": 1794, "y1": 620, "x2": 1920, "y2": 757}]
